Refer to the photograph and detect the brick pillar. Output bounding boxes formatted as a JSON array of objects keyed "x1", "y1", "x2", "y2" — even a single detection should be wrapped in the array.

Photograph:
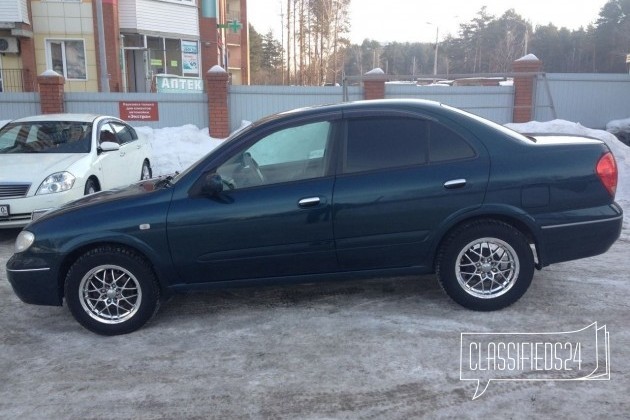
[
  {"x1": 363, "y1": 68, "x2": 386, "y2": 100},
  {"x1": 512, "y1": 55, "x2": 543, "y2": 123},
  {"x1": 38, "y1": 71, "x2": 65, "y2": 114},
  {"x1": 206, "y1": 65, "x2": 230, "y2": 138}
]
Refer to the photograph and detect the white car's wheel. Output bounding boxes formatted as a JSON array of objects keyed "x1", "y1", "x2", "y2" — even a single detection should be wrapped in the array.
[
  {"x1": 84, "y1": 178, "x2": 99, "y2": 195},
  {"x1": 141, "y1": 161, "x2": 152, "y2": 180}
]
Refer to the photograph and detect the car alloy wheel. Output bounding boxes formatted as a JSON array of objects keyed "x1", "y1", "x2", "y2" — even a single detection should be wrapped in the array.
[
  {"x1": 78, "y1": 264, "x2": 142, "y2": 324},
  {"x1": 436, "y1": 220, "x2": 534, "y2": 311},
  {"x1": 65, "y1": 246, "x2": 160, "y2": 335},
  {"x1": 455, "y1": 237, "x2": 519, "y2": 299}
]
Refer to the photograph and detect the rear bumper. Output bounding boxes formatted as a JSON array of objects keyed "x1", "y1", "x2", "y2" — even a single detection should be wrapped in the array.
[{"x1": 537, "y1": 204, "x2": 623, "y2": 266}]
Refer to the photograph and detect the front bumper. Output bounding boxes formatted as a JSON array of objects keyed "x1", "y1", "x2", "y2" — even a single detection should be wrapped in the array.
[
  {"x1": 6, "y1": 253, "x2": 63, "y2": 306},
  {"x1": 0, "y1": 188, "x2": 84, "y2": 229}
]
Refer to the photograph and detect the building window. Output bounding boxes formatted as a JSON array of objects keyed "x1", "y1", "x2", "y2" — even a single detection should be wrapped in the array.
[{"x1": 46, "y1": 40, "x2": 87, "y2": 80}]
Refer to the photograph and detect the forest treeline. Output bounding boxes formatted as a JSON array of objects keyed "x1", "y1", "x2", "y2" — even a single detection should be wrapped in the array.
[{"x1": 249, "y1": 0, "x2": 630, "y2": 85}]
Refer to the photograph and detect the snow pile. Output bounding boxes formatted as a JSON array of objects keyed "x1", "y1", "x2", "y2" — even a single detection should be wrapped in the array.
[
  {"x1": 606, "y1": 117, "x2": 630, "y2": 147},
  {"x1": 606, "y1": 117, "x2": 630, "y2": 135}
]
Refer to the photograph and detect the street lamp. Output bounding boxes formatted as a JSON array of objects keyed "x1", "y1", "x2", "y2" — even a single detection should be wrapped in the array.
[
  {"x1": 426, "y1": 18, "x2": 457, "y2": 78},
  {"x1": 433, "y1": 26, "x2": 439, "y2": 77},
  {"x1": 425, "y1": 22, "x2": 440, "y2": 78}
]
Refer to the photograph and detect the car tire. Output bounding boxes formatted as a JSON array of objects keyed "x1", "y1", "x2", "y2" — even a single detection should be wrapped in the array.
[
  {"x1": 141, "y1": 160, "x2": 152, "y2": 180},
  {"x1": 84, "y1": 178, "x2": 99, "y2": 195},
  {"x1": 64, "y1": 246, "x2": 160, "y2": 335},
  {"x1": 436, "y1": 220, "x2": 534, "y2": 311}
]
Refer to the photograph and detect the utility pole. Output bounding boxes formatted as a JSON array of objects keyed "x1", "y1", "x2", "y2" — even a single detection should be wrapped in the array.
[
  {"x1": 433, "y1": 26, "x2": 439, "y2": 78},
  {"x1": 95, "y1": 0, "x2": 109, "y2": 92}
]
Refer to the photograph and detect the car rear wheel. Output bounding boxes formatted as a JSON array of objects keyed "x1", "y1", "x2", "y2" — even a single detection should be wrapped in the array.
[
  {"x1": 64, "y1": 246, "x2": 160, "y2": 335},
  {"x1": 141, "y1": 160, "x2": 152, "y2": 180},
  {"x1": 436, "y1": 220, "x2": 534, "y2": 311}
]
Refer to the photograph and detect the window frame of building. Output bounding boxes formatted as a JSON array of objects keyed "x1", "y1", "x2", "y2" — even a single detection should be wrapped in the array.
[{"x1": 45, "y1": 39, "x2": 88, "y2": 81}]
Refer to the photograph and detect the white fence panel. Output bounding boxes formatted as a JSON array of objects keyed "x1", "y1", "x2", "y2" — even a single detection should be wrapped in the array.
[
  {"x1": 65, "y1": 92, "x2": 208, "y2": 129},
  {"x1": 229, "y1": 85, "x2": 355, "y2": 131},
  {"x1": 385, "y1": 85, "x2": 515, "y2": 124},
  {"x1": 535, "y1": 74, "x2": 630, "y2": 129},
  {"x1": 0, "y1": 93, "x2": 40, "y2": 120}
]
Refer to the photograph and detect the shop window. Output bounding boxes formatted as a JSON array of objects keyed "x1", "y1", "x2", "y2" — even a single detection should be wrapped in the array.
[{"x1": 165, "y1": 38, "x2": 182, "y2": 76}]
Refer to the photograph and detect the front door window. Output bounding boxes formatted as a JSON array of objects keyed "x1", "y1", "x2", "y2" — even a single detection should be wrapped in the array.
[{"x1": 217, "y1": 121, "x2": 332, "y2": 189}]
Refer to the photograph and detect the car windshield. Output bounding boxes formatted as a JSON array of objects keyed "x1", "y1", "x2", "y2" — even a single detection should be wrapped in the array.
[{"x1": 0, "y1": 121, "x2": 92, "y2": 154}]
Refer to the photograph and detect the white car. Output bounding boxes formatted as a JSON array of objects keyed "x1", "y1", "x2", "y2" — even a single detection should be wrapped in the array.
[{"x1": 0, "y1": 114, "x2": 152, "y2": 228}]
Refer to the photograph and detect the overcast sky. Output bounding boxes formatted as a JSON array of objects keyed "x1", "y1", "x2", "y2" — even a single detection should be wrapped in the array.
[{"x1": 248, "y1": 0, "x2": 609, "y2": 44}]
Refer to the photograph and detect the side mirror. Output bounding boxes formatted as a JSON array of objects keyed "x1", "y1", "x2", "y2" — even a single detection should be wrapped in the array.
[
  {"x1": 99, "y1": 141, "x2": 120, "y2": 152},
  {"x1": 201, "y1": 173, "x2": 224, "y2": 195}
]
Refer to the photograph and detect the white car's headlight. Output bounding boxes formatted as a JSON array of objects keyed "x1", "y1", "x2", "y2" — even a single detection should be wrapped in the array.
[
  {"x1": 15, "y1": 231, "x2": 35, "y2": 253},
  {"x1": 36, "y1": 172, "x2": 76, "y2": 195}
]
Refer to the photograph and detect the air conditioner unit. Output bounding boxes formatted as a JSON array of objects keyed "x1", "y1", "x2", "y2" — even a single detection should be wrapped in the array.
[{"x1": 0, "y1": 37, "x2": 19, "y2": 54}]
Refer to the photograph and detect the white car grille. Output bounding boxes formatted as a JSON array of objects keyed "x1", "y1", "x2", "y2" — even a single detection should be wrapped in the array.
[{"x1": 0, "y1": 183, "x2": 31, "y2": 198}]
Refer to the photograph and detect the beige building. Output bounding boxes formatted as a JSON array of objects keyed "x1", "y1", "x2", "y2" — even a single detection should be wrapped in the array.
[{"x1": 0, "y1": 0, "x2": 249, "y2": 92}]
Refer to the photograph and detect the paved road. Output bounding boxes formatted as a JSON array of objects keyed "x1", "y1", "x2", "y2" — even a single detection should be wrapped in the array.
[{"x1": 1, "y1": 227, "x2": 628, "y2": 419}]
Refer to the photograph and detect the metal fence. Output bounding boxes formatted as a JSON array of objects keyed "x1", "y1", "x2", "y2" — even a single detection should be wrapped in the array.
[
  {"x1": 228, "y1": 85, "x2": 362, "y2": 131},
  {"x1": 383, "y1": 84, "x2": 514, "y2": 124},
  {"x1": 65, "y1": 92, "x2": 208, "y2": 129},
  {"x1": 0, "y1": 93, "x2": 40, "y2": 120},
  {"x1": 1, "y1": 73, "x2": 629, "y2": 131},
  {"x1": 534, "y1": 73, "x2": 630, "y2": 129}
]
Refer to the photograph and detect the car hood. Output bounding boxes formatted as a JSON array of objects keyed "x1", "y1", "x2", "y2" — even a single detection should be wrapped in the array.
[
  {"x1": 0, "y1": 153, "x2": 87, "y2": 183},
  {"x1": 34, "y1": 180, "x2": 162, "y2": 224}
]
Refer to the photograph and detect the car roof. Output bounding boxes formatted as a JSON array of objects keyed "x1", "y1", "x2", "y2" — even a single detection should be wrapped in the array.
[
  {"x1": 10, "y1": 114, "x2": 113, "y2": 124},
  {"x1": 249, "y1": 99, "x2": 444, "y2": 129},
  {"x1": 279, "y1": 99, "x2": 443, "y2": 116}
]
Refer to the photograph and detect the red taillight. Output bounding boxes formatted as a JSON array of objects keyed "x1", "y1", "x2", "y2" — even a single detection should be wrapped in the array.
[{"x1": 596, "y1": 152, "x2": 618, "y2": 197}]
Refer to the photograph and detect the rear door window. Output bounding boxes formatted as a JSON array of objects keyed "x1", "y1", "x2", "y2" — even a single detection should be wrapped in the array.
[
  {"x1": 429, "y1": 123, "x2": 476, "y2": 162},
  {"x1": 344, "y1": 117, "x2": 428, "y2": 173}
]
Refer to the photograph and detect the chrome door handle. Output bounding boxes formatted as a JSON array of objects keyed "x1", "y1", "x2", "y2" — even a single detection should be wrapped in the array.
[
  {"x1": 444, "y1": 179, "x2": 466, "y2": 189},
  {"x1": 298, "y1": 197, "x2": 321, "y2": 208}
]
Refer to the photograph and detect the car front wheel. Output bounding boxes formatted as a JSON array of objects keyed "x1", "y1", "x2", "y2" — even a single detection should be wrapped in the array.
[
  {"x1": 141, "y1": 160, "x2": 152, "y2": 180},
  {"x1": 436, "y1": 220, "x2": 534, "y2": 311},
  {"x1": 64, "y1": 246, "x2": 160, "y2": 335},
  {"x1": 84, "y1": 178, "x2": 98, "y2": 195}
]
